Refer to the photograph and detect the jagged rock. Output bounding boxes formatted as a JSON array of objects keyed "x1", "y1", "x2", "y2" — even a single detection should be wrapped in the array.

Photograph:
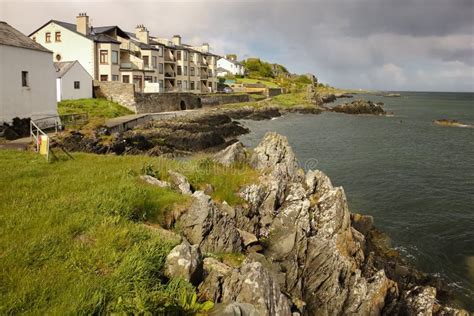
[
  {"x1": 331, "y1": 99, "x2": 386, "y2": 115},
  {"x1": 177, "y1": 191, "x2": 242, "y2": 253},
  {"x1": 213, "y1": 141, "x2": 247, "y2": 166},
  {"x1": 321, "y1": 94, "x2": 337, "y2": 103},
  {"x1": 210, "y1": 303, "x2": 259, "y2": 316},
  {"x1": 203, "y1": 257, "x2": 233, "y2": 276},
  {"x1": 164, "y1": 240, "x2": 202, "y2": 285},
  {"x1": 221, "y1": 260, "x2": 292, "y2": 316},
  {"x1": 237, "y1": 229, "x2": 258, "y2": 247},
  {"x1": 168, "y1": 170, "x2": 193, "y2": 195},
  {"x1": 139, "y1": 175, "x2": 170, "y2": 188},
  {"x1": 351, "y1": 213, "x2": 374, "y2": 236},
  {"x1": 400, "y1": 286, "x2": 437, "y2": 316}
]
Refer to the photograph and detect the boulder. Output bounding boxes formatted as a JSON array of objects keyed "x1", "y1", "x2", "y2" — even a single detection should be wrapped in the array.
[
  {"x1": 139, "y1": 175, "x2": 170, "y2": 188},
  {"x1": 164, "y1": 240, "x2": 202, "y2": 285},
  {"x1": 210, "y1": 303, "x2": 259, "y2": 316},
  {"x1": 177, "y1": 191, "x2": 242, "y2": 253},
  {"x1": 351, "y1": 213, "x2": 374, "y2": 236},
  {"x1": 213, "y1": 141, "x2": 247, "y2": 166},
  {"x1": 221, "y1": 260, "x2": 292, "y2": 316},
  {"x1": 168, "y1": 170, "x2": 193, "y2": 195}
]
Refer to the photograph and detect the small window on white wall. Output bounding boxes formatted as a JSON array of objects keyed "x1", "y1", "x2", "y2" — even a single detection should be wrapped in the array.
[
  {"x1": 21, "y1": 71, "x2": 29, "y2": 87},
  {"x1": 74, "y1": 81, "x2": 80, "y2": 89}
]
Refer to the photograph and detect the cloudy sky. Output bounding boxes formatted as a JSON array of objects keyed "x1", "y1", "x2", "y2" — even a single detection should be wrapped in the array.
[{"x1": 1, "y1": 0, "x2": 473, "y2": 91}]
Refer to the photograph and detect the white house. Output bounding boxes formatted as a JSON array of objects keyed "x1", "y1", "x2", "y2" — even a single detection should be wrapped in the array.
[
  {"x1": 54, "y1": 61, "x2": 93, "y2": 101},
  {"x1": 217, "y1": 57, "x2": 245, "y2": 76},
  {"x1": 0, "y1": 21, "x2": 57, "y2": 124}
]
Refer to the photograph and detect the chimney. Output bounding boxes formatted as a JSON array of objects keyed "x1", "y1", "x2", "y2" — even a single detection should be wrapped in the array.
[
  {"x1": 201, "y1": 43, "x2": 209, "y2": 53},
  {"x1": 76, "y1": 13, "x2": 90, "y2": 35},
  {"x1": 172, "y1": 35, "x2": 181, "y2": 46},
  {"x1": 135, "y1": 24, "x2": 149, "y2": 44}
]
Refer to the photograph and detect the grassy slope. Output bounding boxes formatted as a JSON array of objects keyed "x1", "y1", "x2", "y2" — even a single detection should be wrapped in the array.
[
  {"x1": 0, "y1": 151, "x2": 257, "y2": 314},
  {"x1": 235, "y1": 78, "x2": 280, "y2": 88},
  {"x1": 58, "y1": 98, "x2": 133, "y2": 119}
]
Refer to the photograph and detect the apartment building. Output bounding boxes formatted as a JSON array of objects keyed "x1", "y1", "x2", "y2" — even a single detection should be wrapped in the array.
[{"x1": 29, "y1": 13, "x2": 219, "y2": 93}]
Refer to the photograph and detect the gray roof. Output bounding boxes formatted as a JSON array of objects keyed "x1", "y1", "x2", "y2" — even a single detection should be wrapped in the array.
[
  {"x1": 53, "y1": 61, "x2": 76, "y2": 78},
  {"x1": 29, "y1": 20, "x2": 121, "y2": 44},
  {"x1": 0, "y1": 21, "x2": 51, "y2": 53}
]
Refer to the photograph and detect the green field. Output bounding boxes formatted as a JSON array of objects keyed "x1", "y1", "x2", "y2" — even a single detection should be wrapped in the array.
[
  {"x1": 58, "y1": 98, "x2": 133, "y2": 119},
  {"x1": 235, "y1": 78, "x2": 280, "y2": 88},
  {"x1": 0, "y1": 151, "x2": 257, "y2": 314}
]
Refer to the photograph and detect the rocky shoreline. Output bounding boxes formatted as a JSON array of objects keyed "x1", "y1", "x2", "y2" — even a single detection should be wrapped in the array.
[{"x1": 147, "y1": 133, "x2": 467, "y2": 315}]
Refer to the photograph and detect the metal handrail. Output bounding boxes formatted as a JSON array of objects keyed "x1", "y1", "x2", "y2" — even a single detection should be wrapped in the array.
[{"x1": 30, "y1": 119, "x2": 49, "y2": 161}]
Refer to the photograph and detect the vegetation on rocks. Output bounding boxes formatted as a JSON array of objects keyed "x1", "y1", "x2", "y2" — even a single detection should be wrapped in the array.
[{"x1": 0, "y1": 150, "x2": 256, "y2": 314}]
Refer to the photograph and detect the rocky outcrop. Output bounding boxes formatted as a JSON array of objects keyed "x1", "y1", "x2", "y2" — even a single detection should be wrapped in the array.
[
  {"x1": 188, "y1": 133, "x2": 467, "y2": 315},
  {"x1": 433, "y1": 119, "x2": 473, "y2": 128},
  {"x1": 168, "y1": 171, "x2": 193, "y2": 195},
  {"x1": 164, "y1": 240, "x2": 203, "y2": 285},
  {"x1": 177, "y1": 191, "x2": 242, "y2": 253},
  {"x1": 139, "y1": 175, "x2": 170, "y2": 188},
  {"x1": 213, "y1": 141, "x2": 247, "y2": 166},
  {"x1": 331, "y1": 99, "x2": 387, "y2": 115}
]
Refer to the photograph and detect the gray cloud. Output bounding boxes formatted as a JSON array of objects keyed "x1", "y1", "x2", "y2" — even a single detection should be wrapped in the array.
[{"x1": 1, "y1": 0, "x2": 473, "y2": 91}]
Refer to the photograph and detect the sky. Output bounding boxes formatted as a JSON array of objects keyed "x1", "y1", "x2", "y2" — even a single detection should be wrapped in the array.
[{"x1": 1, "y1": 0, "x2": 473, "y2": 92}]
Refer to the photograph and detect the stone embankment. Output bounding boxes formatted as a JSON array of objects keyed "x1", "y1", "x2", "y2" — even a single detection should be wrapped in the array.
[{"x1": 146, "y1": 133, "x2": 468, "y2": 315}]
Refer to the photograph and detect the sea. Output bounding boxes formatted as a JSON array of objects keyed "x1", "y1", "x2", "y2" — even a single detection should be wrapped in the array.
[{"x1": 238, "y1": 91, "x2": 474, "y2": 310}]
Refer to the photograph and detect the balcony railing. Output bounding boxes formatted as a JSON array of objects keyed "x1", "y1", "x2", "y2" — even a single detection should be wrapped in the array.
[{"x1": 165, "y1": 72, "x2": 175, "y2": 78}]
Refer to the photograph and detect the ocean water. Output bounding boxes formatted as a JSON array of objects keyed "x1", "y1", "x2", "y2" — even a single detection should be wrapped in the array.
[{"x1": 238, "y1": 92, "x2": 474, "y2": 309}]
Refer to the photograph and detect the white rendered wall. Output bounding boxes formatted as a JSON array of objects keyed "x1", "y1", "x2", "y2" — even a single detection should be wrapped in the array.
[
  {"x1": 59, "y1": 63, "x2": 93, "y2": 101},
  {"x1": 0, "y1": 45, "x2": 57, "y2": 123}
]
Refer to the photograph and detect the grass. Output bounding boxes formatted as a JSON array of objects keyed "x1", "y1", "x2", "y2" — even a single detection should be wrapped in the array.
[
  {"x1": 235, "y1": 77, "x2": 280, "y2": 88},
  {"x1": 316, "y1": 86, "x2": 368, "y2": 95},
  {"x1": 270, "y1": 92, "x2": 312, "y2": 108},
  {"x1": 0, "y1": 151, "x2": 258, "y2": 314},
  {"x1": 58, "y1": 98, "x2": 133, "y2": 119}
]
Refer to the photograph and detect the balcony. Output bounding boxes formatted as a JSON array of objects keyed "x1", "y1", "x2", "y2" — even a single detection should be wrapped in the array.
[
  {"x1": 164, "y1": 72, "x2": 175, "y2": 78},
  {"x1": 200, "y1": 73, "x2": 208, "y2": 79}
]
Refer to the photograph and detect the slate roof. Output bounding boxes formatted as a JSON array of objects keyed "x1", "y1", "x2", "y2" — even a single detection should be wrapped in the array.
[
  {"x1": 53, "y1": 61, "x2": 76, "y2": 78},
  {"x1": 29, "y1": 20, "x2": 122, "y2": 44},
  {"x1": 0, "y1": 21, "x2": 51, "y2": 53}
]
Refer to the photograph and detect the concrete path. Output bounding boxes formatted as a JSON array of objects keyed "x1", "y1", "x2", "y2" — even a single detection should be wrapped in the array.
[{"x1": 105, "y1": 109, "x2": 200, "y2": 133}]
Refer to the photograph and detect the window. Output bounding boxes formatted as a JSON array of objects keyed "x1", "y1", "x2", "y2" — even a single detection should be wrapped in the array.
[
  {"x1": 32, "y1": 37, "x2": 36, "y2": 42},
  {"x1": 55, "y1": 31, "x2": 61, "y2": 42},
  {"x1": 143, "y1": 56, "x2": 149, "y2": 67},
  {"x1": 177, "y1": 80, "x2": 182, "y2": 89},
  {"x1": 21, "y1": 71, "x2": 28, "y2": 87},
  {"x1": 183, "y1": 80, "x2": 188, "y2": 90},
  {"x1": 190, "y1": 81, "x2": 195, "y2": 90},
  {"x1": 45, "y1": 32, "x2": 51, "y2": 42},
  {"x1": 152, "y1": 56, "x2": 157, "y2": 69},
  {"x1": 144, "y1": 76, "x2": 153, "y2": 82},
  {"x1": 153, "y1": 77, "x2": 157, "y2": 82},
  {"x1": 177, "y1": 66, "x2": 182, "y2": 76},
  {"x1": 111, "y1": 50, "x2": 118, "y2": 64},
  {"x1": 184, "y1": 51, "x2": 188, "y2": 61},
  {"x1": 122, "y1": 75, "x2": 130, "y2": 83},
  {"x1": 190, "y1": 67, "x2": 195, "y2": 76},
  {"x1": 74, "y1": 81, "x2": 80, "y2": 89},
  {"x1": 55, "y1": 54, "x2": 62, "y2": 61},
  {"x1": 158, "y1": 47, "x2": 163, "y2": 57},
  {"x1": 196, "y1": 81, "x2": 200, "y2": 90},
  {"x1": 158, "y1": 63, "x2": 164, "y2": 74},
  {"x1": 184, "y1": 66, "x2": 188, "y2": 76},
  {"x1": 159, "y1": 79, "x2": 164, "y2": 88},
  {"x1": 176, "y1": 50, "x2": 182, "y2": 60},
  {"x1": 100, "y1": 50, "x2": 108, "y2": 64},
  {"x1": 100, "y1": 75, "x2": 108, "y2": 81},
  {"x1": 112, "y1": 75, "x2": 119, "y2": 81}
]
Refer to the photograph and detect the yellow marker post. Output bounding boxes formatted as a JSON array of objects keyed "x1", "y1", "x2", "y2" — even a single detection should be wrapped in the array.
[{"x1": 39, "y1": 135, "x2": 49, "y2": 156}]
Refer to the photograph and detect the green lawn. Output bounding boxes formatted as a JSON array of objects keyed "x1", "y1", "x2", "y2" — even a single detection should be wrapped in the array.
[
  {"x1": 0, "y1": 151, "x2": 257, "y2": 314},
  {"x1": 58, "y1": 98, "x2": 133, "y2": 119},
  {"x1": 235, "y1": 78, "x2": 280, "y2": 88}
]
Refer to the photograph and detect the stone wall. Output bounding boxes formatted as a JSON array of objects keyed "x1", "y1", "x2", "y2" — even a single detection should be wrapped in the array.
[
  {"x1": 93, "y1": 81, "x2": 136, "y2": 112},
  {"x1": 134, "y1": 93, "x2": 202, "y2": 113},
  {"x1": 267, "y1": 88, "x2": 283, "y2": 97},
  {"x1": 200, "y1": 94, "x2": 250, "y2": 107},
  {"x1": 94, "y1": 81, "x2": 251, "y2": 114}
]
